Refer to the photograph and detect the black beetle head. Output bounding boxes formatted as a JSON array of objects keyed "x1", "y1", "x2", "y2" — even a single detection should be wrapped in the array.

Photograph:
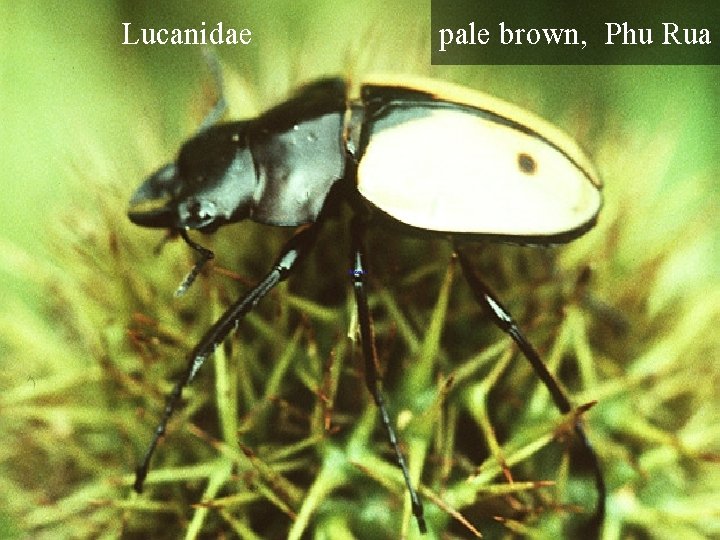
[{"x1": 128, "y1": 123, "x2": 256, "y2": 232}]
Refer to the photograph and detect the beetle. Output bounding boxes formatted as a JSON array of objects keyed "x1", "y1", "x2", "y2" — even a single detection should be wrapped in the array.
[{"x1": 128, "y1": 63, "x2": 604, "y2": 534}]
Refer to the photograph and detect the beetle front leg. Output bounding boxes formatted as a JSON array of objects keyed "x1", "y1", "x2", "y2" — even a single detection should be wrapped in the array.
[
  {"x1": 134, "y1": 223, "x2": 320, "y2": 493},
  {"x1": 350, "y1": 215, "x2": 427, "y2": 534},
  {"x1": 454, "y1": 247, "x2": 605, "y2": 530}
]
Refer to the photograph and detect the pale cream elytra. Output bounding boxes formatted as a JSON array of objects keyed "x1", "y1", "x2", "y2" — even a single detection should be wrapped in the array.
[{"x1": 356, "y1": 76, "x2": 602, "y2": 238}]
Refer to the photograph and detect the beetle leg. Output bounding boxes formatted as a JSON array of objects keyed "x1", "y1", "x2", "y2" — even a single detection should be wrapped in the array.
[
  {"x1": 350, "y1": 215, "x2": 427, "y2": 534},
  {"x1": 134, "y1": 222, "x2": 320, "y2": 493},
  {"x1": 175, "y1": 228, "x2": 215, "y2": 297},
  {"x1": 454, "y1": 247, "x2": 605, "y2": 529}
]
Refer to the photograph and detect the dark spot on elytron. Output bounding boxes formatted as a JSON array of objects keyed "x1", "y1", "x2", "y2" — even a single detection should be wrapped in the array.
[{"x1": 517, "y1": 152, "x2": 537, "y2": 175}]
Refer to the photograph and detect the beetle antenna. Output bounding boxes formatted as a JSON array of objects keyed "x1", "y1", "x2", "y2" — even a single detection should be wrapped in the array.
[
  {"x1": 152, "y1": 230, "x2": 177, "y2": 256},
  {"x1": 197, "y1": 47, "x2": 227, "y2": 133},
  {"x1": 175, "y1": 229, "x2": 215, "y2": 297}
]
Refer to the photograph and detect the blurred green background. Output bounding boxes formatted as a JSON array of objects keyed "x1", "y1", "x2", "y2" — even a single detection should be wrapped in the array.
[{"x1": 2, "y1": 1, "x2": 719, "y2": 539}]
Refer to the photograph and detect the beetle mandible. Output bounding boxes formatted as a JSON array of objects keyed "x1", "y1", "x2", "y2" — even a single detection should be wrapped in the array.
[{"x1": 128, "y1": 60, "x2": 604, "y2": 535}]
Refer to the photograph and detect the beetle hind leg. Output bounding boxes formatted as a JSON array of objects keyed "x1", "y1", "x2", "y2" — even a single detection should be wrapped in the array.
[{"x1": 454, "y1": 246, "x2": 606, "y2": 531}]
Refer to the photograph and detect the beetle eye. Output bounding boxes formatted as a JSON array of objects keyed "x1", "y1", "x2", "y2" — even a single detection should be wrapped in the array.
[
  {"x1": 190, "y1": 201, "x2": 210, "y2": 221},
  {"x1": 517, "y1": 152, "x2": 537, "y2": 175},
  {"x1": 181, "y1": 198, "x2": 216, "y2": 227},
  {"x1": 190, "y1": 201, "x2": 212, "y2": 222}
]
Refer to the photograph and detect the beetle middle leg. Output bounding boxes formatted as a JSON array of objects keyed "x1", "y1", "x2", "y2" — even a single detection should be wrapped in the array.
[
  {"x1": 134, "y1": 222, "x2": 320, "y2": 493},
  {"x1": 454, "y1": 246, "x2": 605, "y2": 531},
  {"x1": 350, "y1": 215, "x2": 427, "y2": 534}
]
